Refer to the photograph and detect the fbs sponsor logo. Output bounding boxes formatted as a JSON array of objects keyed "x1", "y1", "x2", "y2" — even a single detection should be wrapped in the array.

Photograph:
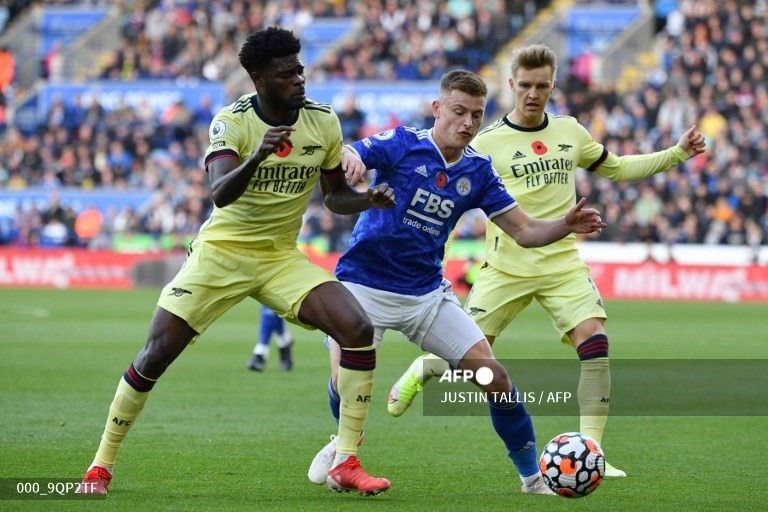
[{"x1": 169, "y1": 287, "x2": 192, "y2": 297}]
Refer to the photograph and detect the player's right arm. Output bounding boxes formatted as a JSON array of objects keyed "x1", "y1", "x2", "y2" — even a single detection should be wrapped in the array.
[{"x1": 208, "y1": 125, "x2": 295, "y2": 208}]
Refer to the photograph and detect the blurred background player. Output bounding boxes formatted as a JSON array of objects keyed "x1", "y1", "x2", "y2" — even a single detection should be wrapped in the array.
[
  {"x1": 388, "y1": 43, "x2": 706, "y2": 478},
  {"x1": 248, "y1": 305, "x2": 294, "y2": 371}
]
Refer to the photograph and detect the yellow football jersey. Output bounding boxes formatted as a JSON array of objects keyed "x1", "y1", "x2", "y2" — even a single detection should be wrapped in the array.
[
  {"x1": 473, "y1": 113, "x2": 687, "y2": 277},
  {"x1": 473, "y1": 113, "x2": 607, "y2": 277},
  {"x1": 201, "y1": 93, "x2": 342, "y2": 249}
]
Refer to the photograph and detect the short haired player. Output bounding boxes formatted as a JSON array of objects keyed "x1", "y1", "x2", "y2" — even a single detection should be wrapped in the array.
[
  {"x1": 80, "y1": 27, "x2": 395, "y2": 496},
  {"x1": 306, "y1": 69, "x2": 606, "y2": 494}
]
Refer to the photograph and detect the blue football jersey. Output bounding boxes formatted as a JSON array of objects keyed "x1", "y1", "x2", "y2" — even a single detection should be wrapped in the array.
[{"x1": 335, "y1": 126, "x2": 517, "y2": 295}]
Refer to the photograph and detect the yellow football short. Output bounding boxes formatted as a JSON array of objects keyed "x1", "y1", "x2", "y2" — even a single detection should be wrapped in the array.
[
  {"x1": 157, "y1": 238, "x2": 336, "y2": 336},
  {"x1": 464, "y1": 263, "x2": 607, "y2": 345}
]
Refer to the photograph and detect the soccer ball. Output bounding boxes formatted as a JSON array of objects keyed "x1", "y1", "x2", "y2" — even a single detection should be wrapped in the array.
[{"x1": 539, "y1": 432, "x2": 605, "y2": 498}]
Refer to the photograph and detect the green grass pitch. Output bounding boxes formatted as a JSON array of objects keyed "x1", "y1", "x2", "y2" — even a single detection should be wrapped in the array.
[{"x1": 1, "y1": 288, "x2": 765, "y2": 511}]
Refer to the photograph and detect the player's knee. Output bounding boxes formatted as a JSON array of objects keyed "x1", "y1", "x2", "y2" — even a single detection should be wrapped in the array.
[
  {"x1": 133, "y1": 347, "x2": 167, "y2": 379},
  {"x1": 134, "y1": 336, "x2": 185, "y2": 378},
  {"x1": 476, "y1": 361, "x2": 511, "y2": 394},
  {"x1": 336, "y1": 316, "x2": 374, "y2": 348},
  {"x1": 490, "y1": 367, "x2": 512, "y2": 394}
]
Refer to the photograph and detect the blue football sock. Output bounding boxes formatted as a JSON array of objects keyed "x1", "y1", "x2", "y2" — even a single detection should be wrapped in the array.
[
  {"x1": 259, "y1": 306, "x2": 282, "y2": 346},
  {"x1": 489, "y1": 391, "x2": 539, "y2": 478},
  {"x1": 328, "y1": 377, "x2": 340, "y2": 424}
]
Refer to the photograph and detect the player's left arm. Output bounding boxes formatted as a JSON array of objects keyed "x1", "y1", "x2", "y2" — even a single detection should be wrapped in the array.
[
  {"x1": 596, "y1": 124, "x2": 706, "y2": 181},
  {"x1": 491, "y1": 198, "x2": 606, "y2": 248},
  {"x1": 320, "y1": 169, "x2": 396, "y2": 214}
]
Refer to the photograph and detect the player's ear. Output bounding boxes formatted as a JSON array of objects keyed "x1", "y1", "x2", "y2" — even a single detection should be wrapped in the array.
[
  {"x1": 432, "y1": 99, "x2": 440, "y2": 118},
  {"x1": 251, "y1": 70, "x2": 264, "y2": 90}
]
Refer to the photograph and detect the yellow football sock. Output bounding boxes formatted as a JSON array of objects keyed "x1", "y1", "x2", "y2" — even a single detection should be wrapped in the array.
[
  {"x1": 578, "y1": 357, "x2": 610, "y2": 445},
  {"x1": 94, "y1": 376, "x2": 151, "y2": 468},
  {"x1": 336, "y1": 345, "x2": 375, "y2": 456}
]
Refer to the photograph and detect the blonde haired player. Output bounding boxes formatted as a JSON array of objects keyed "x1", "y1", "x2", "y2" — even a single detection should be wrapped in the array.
[
  {"x1": 307, "y1": 69, "x2": 606, "y2": 495},
  {"x1": 389, "y1": 44, "x2": 706, "y2": 477}
]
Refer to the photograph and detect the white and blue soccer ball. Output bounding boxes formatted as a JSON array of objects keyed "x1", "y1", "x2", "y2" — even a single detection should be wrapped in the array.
[{"x1": 539, "y1": 432, "x2": 605, "y2": 498}]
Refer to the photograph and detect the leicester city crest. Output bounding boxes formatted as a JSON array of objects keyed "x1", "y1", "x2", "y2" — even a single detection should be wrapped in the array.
[{"x1": 456, "y1": 177, "x2": 471, "y2": 196}]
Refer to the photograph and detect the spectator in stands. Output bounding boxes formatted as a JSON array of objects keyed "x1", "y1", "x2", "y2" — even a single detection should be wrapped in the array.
[
  {"x1": 0, "y1": 3, "x2": 9, "y2": 35},
  {"x1": 192, "y1": 94, "x2": 215, "y2": 129},
  {"x1": 0, "y1": 45, "x2": 14, "y2": 91},
  {"x1": 160, "y1": 99, "x2": 194, "y2": 142},
  {"x1": 0, "y1": 90, "x2": 6, "y2": 134},
  {"x1": 43, "y1": 40, "x2": 65, "y2": 81},
  {"x1": 106, "y1": 140, "x2": 133, "y2": 184},
  {"x1": 336, "y1": 94, "x2": 365, "y2": 142}
]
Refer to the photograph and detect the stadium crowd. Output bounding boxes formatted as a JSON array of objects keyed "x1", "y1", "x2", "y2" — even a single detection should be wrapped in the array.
[
  {"x1": 0, "y1": 0, "x2": 765, "y2": 257},
  {"x1": 310, "y1": 0, "x2": 544, "y2": 82},
  {"x1": 571, "y1": 0, "x2": 766, "y2": 253}
]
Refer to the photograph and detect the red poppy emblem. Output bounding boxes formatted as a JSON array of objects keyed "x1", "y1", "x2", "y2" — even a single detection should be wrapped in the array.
[
  {"x1": 435, "y1": 172, "x2": 448, "y2": 189},
  {"x1": 276, "y1": 143, "x2": 292, "y2": 158},
  {"x1": 532, "y1": 141, "x2": 547, "y2": 155}
]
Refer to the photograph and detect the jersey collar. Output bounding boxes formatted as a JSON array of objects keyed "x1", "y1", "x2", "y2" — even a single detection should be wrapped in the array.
[
  {"x1": 503, "y1": 112, "x2": 549, "y2": 132},
  {"x1": 251, "y1": 94, "x2": 300, "y2": 126},
  {"x1": 427, "y1": 128, "x2": 463, "y2": 168}
]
